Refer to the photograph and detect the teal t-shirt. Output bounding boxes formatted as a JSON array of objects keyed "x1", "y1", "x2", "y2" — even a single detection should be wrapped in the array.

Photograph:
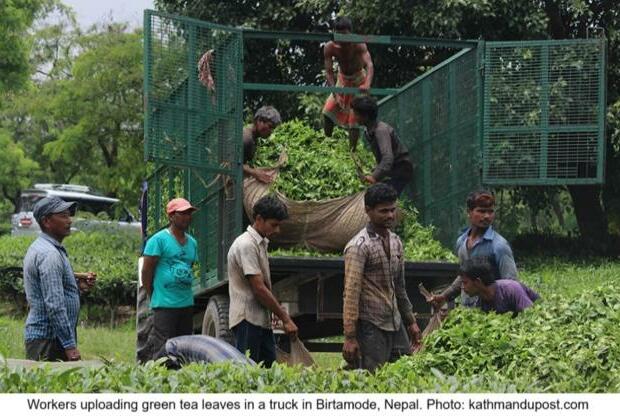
[{"x1": 144, "y1": 229, "x2": 198, "y2": 309}]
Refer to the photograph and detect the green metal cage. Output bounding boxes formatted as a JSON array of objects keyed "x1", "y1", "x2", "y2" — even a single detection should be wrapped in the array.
[{"x1": 143, "y1": 10, "x2": 607, "y2": 287}]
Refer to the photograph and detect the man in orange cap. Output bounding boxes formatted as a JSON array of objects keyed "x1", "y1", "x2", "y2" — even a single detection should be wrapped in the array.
[{"x1": 141, "y1": 198, "x2": 199, "y2": 360}]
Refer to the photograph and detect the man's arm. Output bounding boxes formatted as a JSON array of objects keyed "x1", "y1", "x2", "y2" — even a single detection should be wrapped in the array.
[
  {"x1": 496, "y1": 242, "x2": 518, "y2": 280},
  {"x1": 243, "y1": 164, "x2": 275, "y2": 184},
  {"x1": 247, "y1": 274, "x2": 298, "y2": 337},
  {"x1": 342, "y1": 244, "x2": 365, "y2": 363},
  {"x1": 39, "y1": 255, "x2": 78, "y2": 354},
  {"x1": 440, "y1": 276, "x2": 463, "y2": 301},
  {"x1": 394, "y1": 246, "x2": 420, "y2": 346},
  {"x1": 359, "y1": 44, "x2": 374, "y2": 91},
  {"x1": 370, "y1": 125, "x2": 395, "y2": 181},
  {"x1": 141, "y1": 256, "x2": 159, "y2": 299},
  {"x1": 323, "y1": 42, "x2": 336, "y2": 87},
  {"x1": 74, "y1": 272, "x2": 96, "y2": 294}
]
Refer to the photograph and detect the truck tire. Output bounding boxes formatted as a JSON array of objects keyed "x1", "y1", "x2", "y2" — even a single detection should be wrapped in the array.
[
  {"x1": 201, "y1": 295, "x2": 234, "y2": 345},
  {"x1": 136, "y1": 285, "x2": 153, "y2": 363}
]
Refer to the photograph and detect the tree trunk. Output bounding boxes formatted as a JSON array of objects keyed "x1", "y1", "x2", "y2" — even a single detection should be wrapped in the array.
[{"x1": 567, "y1": 185, "x2": 610, "y2": 253}]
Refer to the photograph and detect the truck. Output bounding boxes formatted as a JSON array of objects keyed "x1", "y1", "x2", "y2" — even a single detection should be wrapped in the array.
[{"x1": 138, "y1": 10, "x2": 606, "y2": 358}]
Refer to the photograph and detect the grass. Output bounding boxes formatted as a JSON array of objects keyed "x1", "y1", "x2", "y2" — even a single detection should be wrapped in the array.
[{"x1": 0, "y1": 314, "x2": 136, "y2": 363}]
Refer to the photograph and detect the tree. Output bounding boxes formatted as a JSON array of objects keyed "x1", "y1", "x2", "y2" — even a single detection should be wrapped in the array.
[
  {"x1": 42, "y1": 24, "x2": 145, "y2": 206},
  {"x1": 0, "y1": 129, "x2": 39, "y2": 211},
  {"x1": 1, "y1": 22, "x2": 145, "y2": 210},
  {"x1": 0, "y1": 0, "x2": 65, "y2": 93}
]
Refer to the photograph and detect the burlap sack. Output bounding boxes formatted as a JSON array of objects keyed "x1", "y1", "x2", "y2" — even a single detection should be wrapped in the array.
[
  {"x1": 243, "y1": 170, "x2": 368, "y2": 252},
  {"x1": 275, "y1": 340, "x2": 315, "y2": 367}
]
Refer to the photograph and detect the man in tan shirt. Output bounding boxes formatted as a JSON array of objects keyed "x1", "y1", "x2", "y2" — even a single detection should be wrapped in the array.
[
  {"x1": 342, "y1": 183, "x2": 421, "y2": 371},
  {"x1": 227, "y1": 196, "x2": 298, "y2": 367}
]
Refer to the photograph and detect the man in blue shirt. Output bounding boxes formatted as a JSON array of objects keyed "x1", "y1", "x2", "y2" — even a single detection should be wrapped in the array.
[
  {"x1": 23, "y1": 197, "x2": 96, "y2": 361},
  {"x1": 430, "y1": 190, "x2": 518, "y2": 308},
  {"x1": 141, "y1": 198, "x2": 199, "y2": 360}
]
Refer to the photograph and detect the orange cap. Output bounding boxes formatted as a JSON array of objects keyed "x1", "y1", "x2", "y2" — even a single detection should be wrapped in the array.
[{"x1": 166, "y1": 198, "x2": 198, "y2": 215}]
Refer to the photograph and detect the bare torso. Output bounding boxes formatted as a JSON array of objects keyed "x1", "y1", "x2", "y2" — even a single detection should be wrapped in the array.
[{"x1": 324, "y1": 41, "x2": 367, "y2": 75}]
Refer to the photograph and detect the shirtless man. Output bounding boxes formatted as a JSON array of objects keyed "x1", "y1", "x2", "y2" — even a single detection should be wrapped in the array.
[{"x1": 322, "y1": 16, "x2": 374, "y2": 150}]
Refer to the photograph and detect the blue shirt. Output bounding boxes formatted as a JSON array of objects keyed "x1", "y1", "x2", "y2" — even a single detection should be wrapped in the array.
[
  {"x1": 143, "y1": 229, "x2": 198, "y2": 309},
  {"x1": 445, "y1": 226, "x2": 518, "y2": 307},
  {"x1": 23, "y1": 233, "x2": 80, "y2": 349},
  {"x1": 455, "y1": 226, "x2": 518, "y2": 280}
]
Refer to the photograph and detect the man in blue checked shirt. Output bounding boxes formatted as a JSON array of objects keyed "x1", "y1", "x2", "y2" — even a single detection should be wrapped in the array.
[{"x1": 23, "y1": 196, "x2": 96, "y2": 361}]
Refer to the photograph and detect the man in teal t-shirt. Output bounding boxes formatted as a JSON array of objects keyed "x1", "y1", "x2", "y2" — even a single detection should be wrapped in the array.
[{"x1": 141, "y1": 198, "x2": 198, "y2": 360}]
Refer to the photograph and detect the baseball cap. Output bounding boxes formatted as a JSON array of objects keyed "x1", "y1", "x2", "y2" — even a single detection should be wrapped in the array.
[
  {"x1": 33, "y1": 196, "x2": 77, "y2": 224},
  {"x1": 166, "y1": 198, "x2": 198, "y2": 215}
]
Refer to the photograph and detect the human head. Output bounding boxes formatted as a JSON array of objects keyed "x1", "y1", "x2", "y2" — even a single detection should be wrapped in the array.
[
  {"x1": 252, "y1": 195, "x2": 289, "y2": 238},
  {"x1": 364, "y1": 183, "x2": 398, "y2": 230},
  {"x1": 33, "y1": 196, "x2": 77, "y2": 240},
  {"x1": 166, "y1": 198, "x2": 197, "y2": 232},
  {"x1": 333, "y1": 16, "x2": 353, "y2": 47},
  {"x1": 253, "y1": 106, "x2": 281, "y2": 138},
  {"x1": 466, "y1": 189, "x2": 495, "y2": 230},
  {"x1": 333, "y1": 16, "x2": 353, "y2": 33},
  {"x1": 459, "y1": 258, "x2": 495, "y2": 296},
  {"x1": 351, "y1": 96, "x2": 378, "y2": 126}
]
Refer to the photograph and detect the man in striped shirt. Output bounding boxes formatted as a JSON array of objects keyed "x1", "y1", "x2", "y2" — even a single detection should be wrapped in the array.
[
  {"x1": 342, "y1": 183, "x2": 421, "y2": 371},
  {"x1": 23, "y1": 197, "x2": 96, "y2": 361}
]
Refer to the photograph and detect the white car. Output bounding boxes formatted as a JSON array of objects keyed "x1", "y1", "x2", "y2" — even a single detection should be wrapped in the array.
[{"x1": 11, "y1": 184, "x2": 140, "y2": 236}]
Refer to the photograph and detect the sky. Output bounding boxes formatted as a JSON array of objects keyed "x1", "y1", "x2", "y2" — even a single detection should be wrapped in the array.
[{"x1": 59, "y1": 0, "x2": 156, "y2": 29}]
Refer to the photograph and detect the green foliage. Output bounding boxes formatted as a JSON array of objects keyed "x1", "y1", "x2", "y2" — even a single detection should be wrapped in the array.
[
  {"x1": 253, "y1": 120, "x2": 374, "y2": 200},
  {"x1": 2, "y1": 278, "x2": 619, "y2": 392},
  {"x1": 253, "y1": 121, "x2": 454, "y2": 260},
  {"x1": 0, "y1": 0, "x2": 57, "y2": 93},
  {"x1": 0, "y1": 232, "x2": 141, "y2": 311},
  {"x1": 0, "y1": 260, "x2": 618, "y2": 392},
  {"x1": 0, "y1": 129, "x2": 39, "y2": 211},
  {"x1": 399, "y1": 203, "x2": 456, "y2": 262},
  {"x1": 1, "y1": 22, "x2": 145, "y2": 212}
]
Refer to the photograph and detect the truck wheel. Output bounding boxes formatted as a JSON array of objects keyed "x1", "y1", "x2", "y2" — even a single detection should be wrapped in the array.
[
  {"x1": 136, "y1": 285, "x2": 153, "y2": 363},
  {"x1": 201, "y1": 295, "x2": 234, "y2": 345}
]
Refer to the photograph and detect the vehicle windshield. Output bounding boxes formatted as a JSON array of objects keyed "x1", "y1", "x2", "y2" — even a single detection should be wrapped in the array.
[
  {"x1": 19, "y1": 194, "x2": 47, "y2": 212},
  {"x1": 18, "y1": 193, "x2": 134, "y2": 222}
]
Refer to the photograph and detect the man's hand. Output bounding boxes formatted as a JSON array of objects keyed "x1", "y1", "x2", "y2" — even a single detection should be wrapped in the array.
[
  {"x1": 342, "y1": 337, "x2": 361, "y2": 364},
  {"x1": 76, "y1": 272, "x2": 96, "y2": 293},
  {"x1": 363, "y1": 175, "x2": 377, "y2": 185},
  {"x1": 206, "y1": 75, "x2": 215, "y2": 94},
  {"x1": 428, "y1": 294, "x2": 447, "y2": 310},
  {"x1": 407, "y1": 322, "x2": 421, "y2": 347},
  {"x1": 359, "y1": 80, "x2": 371, "y2": 92},
  {"x1": 65, "y1": 347, "x2": 81, "y2": 361},
  {"x1": 283, "y1": 319, "x2": 299, "y2": 341},
  {"x1": 252, "y1": 169, "x2": 276, "y2": 184}
]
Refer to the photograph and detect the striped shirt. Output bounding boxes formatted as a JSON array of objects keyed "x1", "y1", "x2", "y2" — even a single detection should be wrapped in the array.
[
  {"x1": 343, "y1": 224, "x2": 416, "y2": 338},
  {"x1": 23, "y1": 233, "x2": 80, "y2": 349}
]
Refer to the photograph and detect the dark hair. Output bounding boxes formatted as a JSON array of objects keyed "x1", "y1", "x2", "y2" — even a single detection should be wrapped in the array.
[
  {"x1": 364, "y1": 183, "x2": 397, "y2": 208},
  {"x1": 466, "y1": 190, "x2": 495, "y2": 210},
  {"x1": 253, "y1": 195, "x2": 289, "y2": 221},
  {"x1": 334, "y1": 16, "x2": 352, "y2": 32},
  {"x1": 459, "y1": 258, "x2": 495, "y2": 286},
  {"x1": 351, "y1": 96, "x2": 378, "y2": 122}
]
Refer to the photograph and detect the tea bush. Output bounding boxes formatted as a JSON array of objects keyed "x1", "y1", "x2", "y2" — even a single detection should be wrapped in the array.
[
  {"x1": 3, "y1": 276, "x2": 619, "y2": 392},
  {"x1": 0, "y1": 232, "x2": 141, "y2": 311}
]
